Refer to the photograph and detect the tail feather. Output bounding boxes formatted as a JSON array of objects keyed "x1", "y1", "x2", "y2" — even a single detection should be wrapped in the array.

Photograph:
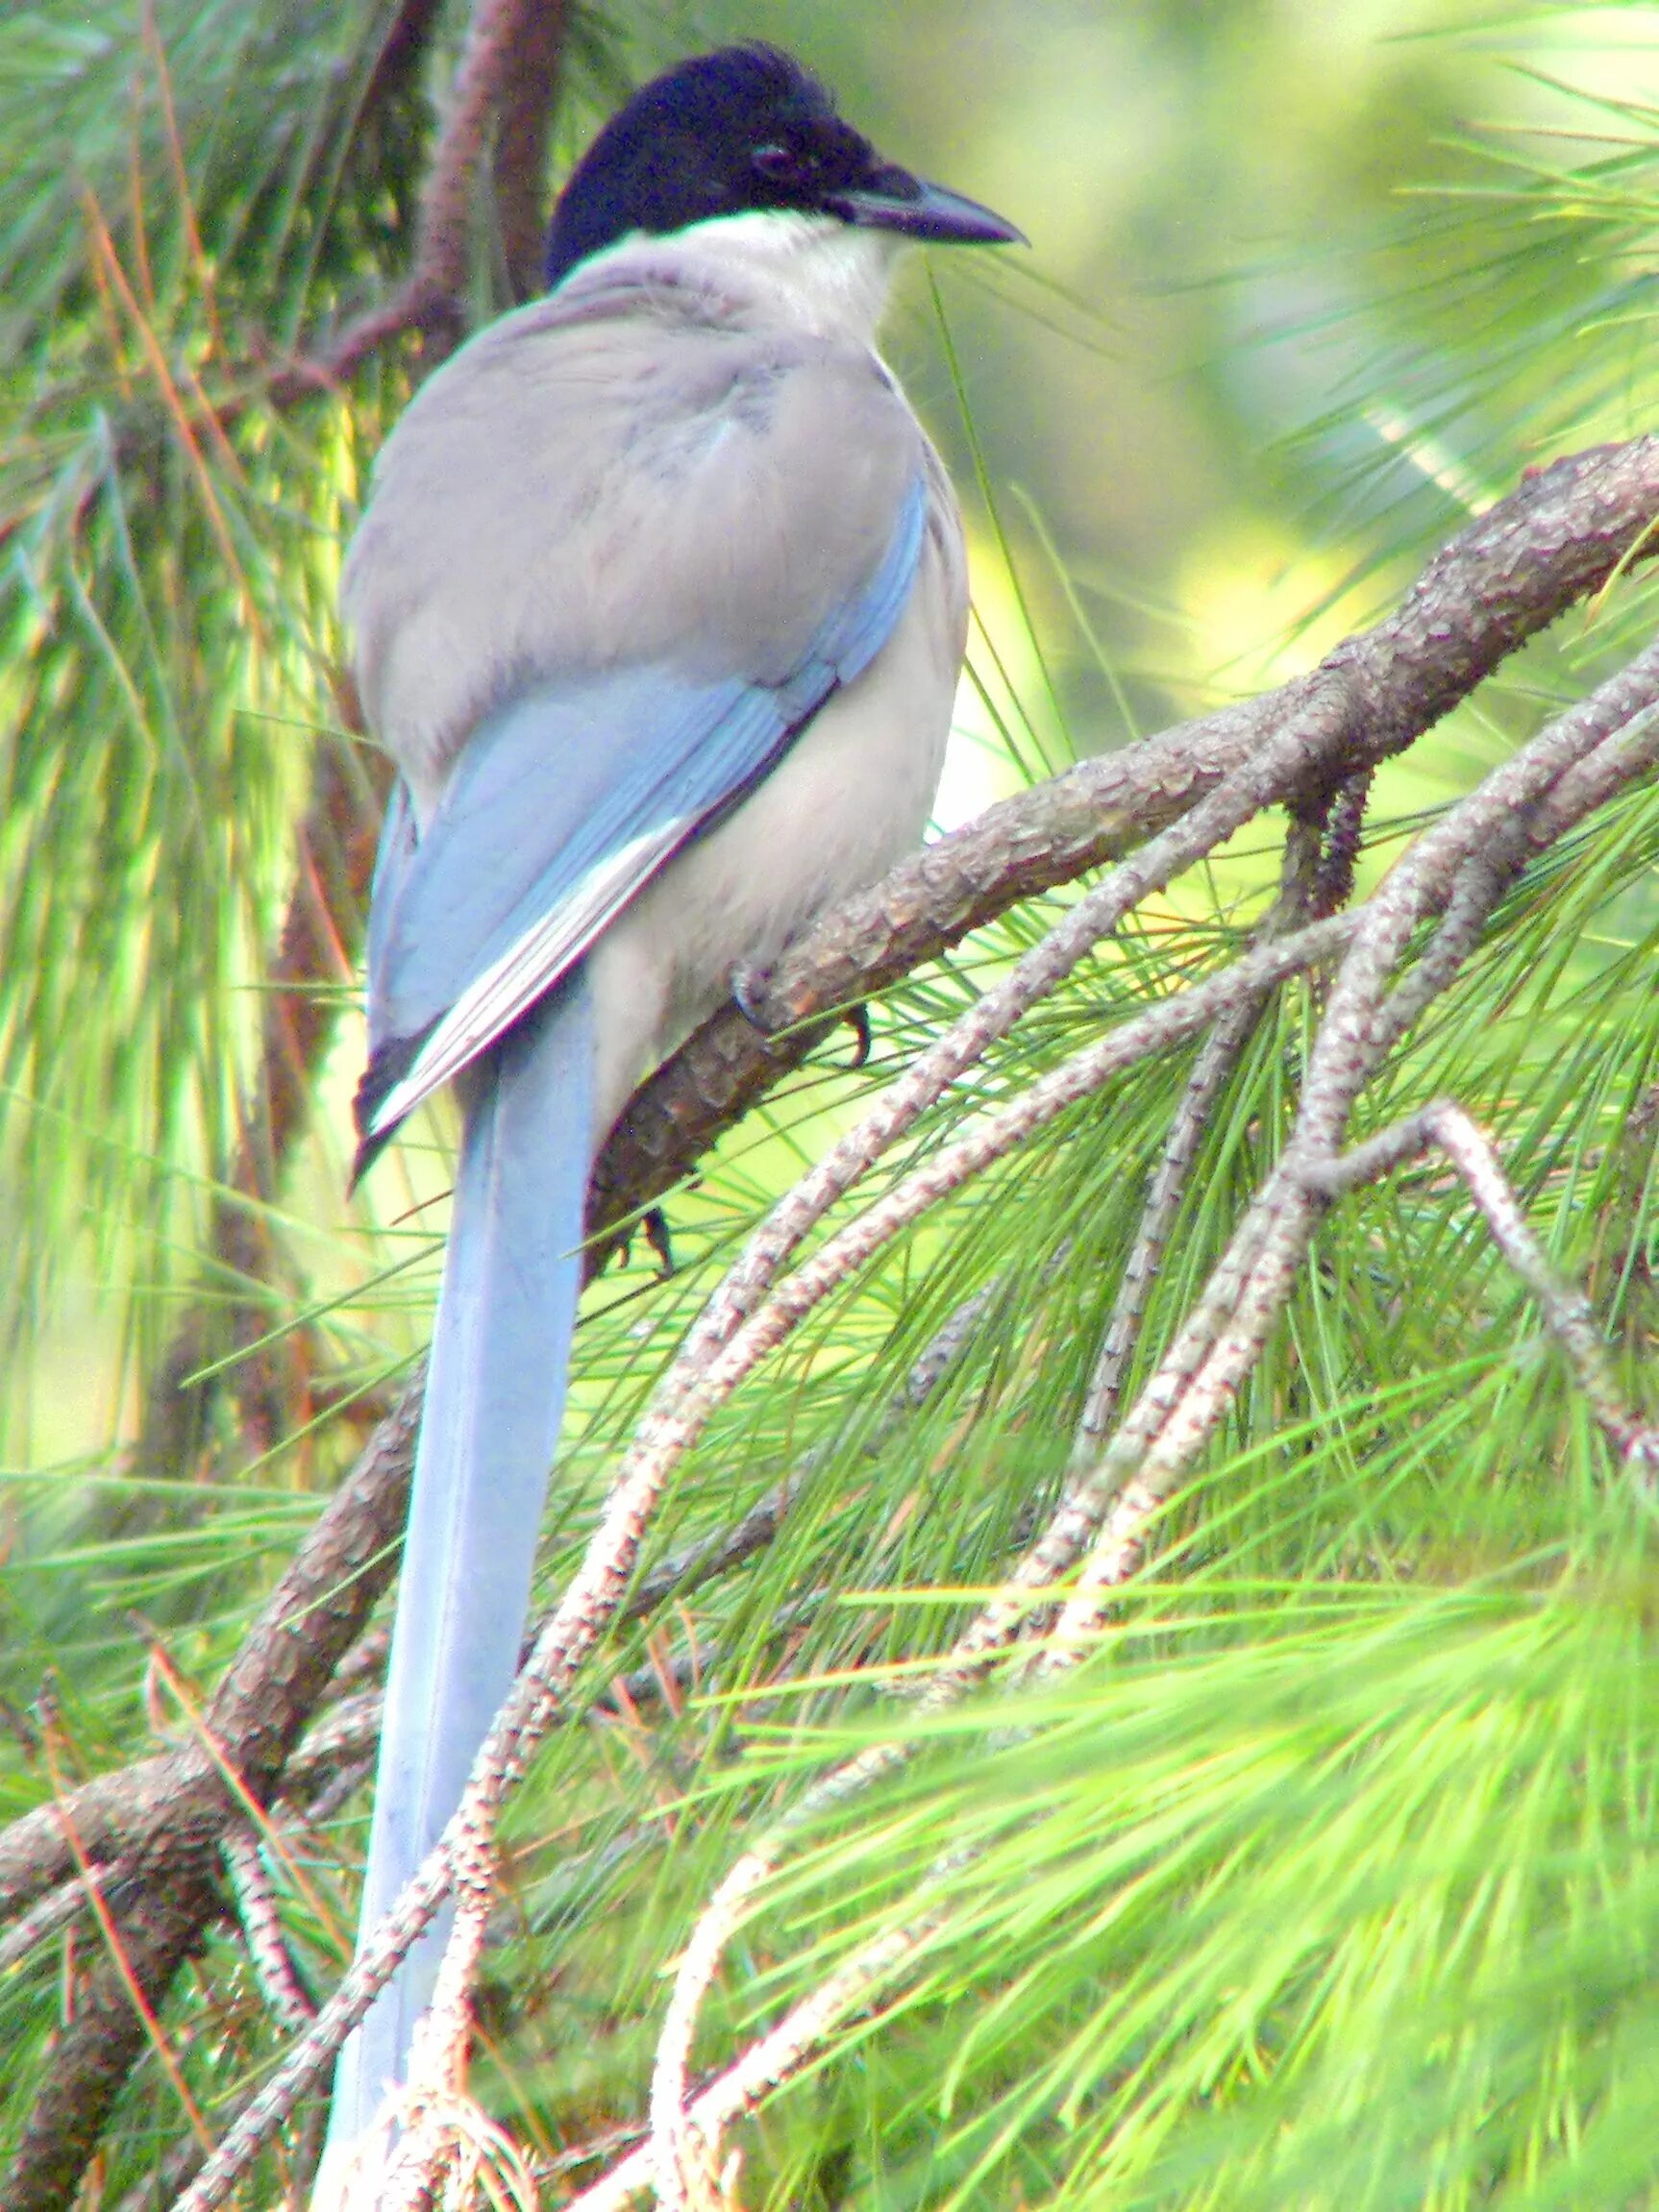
[{"x1": 322, "y1": 968, "x2": 594, "y2": 2165}]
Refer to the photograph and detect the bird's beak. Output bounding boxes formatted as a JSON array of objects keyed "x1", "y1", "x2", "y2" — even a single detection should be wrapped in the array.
[{"x1": 828, "y1": 167, "x2": 1026, "y2": 247}]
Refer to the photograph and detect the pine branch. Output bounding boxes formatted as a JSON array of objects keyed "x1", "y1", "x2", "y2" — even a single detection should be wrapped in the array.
[
  {"x1": 587, "y1": 434, "x2": 1659, "y2": 1258},
  {"x1": 223, "y1": 1831, "x2": 316, "y2": 2036},
  {"x1": 1300, "y1": 1103, "x2": 1659, "y2": 1466}
]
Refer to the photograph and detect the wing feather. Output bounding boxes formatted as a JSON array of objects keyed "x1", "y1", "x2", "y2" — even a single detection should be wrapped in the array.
[{"x1": 356, "y1": 475, "x2": 927, "y2": 1155}]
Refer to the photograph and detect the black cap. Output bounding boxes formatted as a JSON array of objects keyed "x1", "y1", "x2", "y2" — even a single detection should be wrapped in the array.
[{"x1": 544, "y1": 44, "x2": 1023, "y2": 287}]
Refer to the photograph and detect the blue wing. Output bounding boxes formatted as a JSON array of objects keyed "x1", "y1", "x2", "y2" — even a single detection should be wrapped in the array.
[{"x1": 355, "y1": 471, "x2": 928, "y2": 1164}]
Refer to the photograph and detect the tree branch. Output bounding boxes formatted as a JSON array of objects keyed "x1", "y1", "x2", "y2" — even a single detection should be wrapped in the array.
[
  {"x1": 0, "y1": 1381, "x2": 423, "y2": 1927},
  {"x1": 1075, "y1": 813, "x2": 1326, "y2": 1450},
  {"x1": 587, "y1": 434, "x2": 1659, "y2": 1257},
  {"x1": 492, "y1": 0, "x2": 570, "y2": 300}
]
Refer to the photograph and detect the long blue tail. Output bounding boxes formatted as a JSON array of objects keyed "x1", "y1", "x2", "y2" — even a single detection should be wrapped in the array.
[{"x1": 324, "y1": 970, "x2": 594, "y2": 2155}]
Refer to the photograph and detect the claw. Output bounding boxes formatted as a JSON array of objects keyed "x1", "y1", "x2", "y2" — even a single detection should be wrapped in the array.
[{"x1": 732, "y1": 966, "x2": 871, "y2": 1069}]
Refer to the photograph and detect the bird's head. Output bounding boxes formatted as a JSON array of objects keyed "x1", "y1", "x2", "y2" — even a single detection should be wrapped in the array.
[{"x1": 544, "y1": 44, "x2": 1022, "y2": 288}]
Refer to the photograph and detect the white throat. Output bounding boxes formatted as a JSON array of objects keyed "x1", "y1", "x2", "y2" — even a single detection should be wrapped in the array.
[{"x1": 570, "y1": 210, "x2": 902, "y2": 346}]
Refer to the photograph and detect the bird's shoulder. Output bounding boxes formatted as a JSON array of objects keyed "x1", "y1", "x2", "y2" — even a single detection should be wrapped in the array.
[
  {"x1": 375, "y1": 233, "x2": 916, "y2": 486},
  {"x1": 343, "y1": 224, "x2": 949, "y2": 792}
]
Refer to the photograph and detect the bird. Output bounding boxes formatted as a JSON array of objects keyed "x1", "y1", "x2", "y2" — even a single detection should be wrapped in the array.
[{"x1": 323, "y1": 37, "x2": 1021, "y2": 2176}]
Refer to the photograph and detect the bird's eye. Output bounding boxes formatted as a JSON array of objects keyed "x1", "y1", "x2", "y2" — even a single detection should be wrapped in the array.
[{"x1": 751, "y1": 144, "x2": 797, "y2": 182}]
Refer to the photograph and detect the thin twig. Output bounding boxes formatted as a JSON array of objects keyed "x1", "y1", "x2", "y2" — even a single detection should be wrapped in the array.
[
  {"x1": 1072, "y1": 996, "x2": 1266, "y2": 1451},
  {"x1": 569, "y1": 910, "x2": 1364, "y2": 1598},
  {"x1": 1298, "y1": 1101, "x2": 1659, "y2": 1466},
  {"x1": 0, "y1": 1859, "x2": 121, "y2": 1975},
  {"x1": 1074, "y1": 819, "x2": 1325, "y2": 1451},
  {"x1": 223, "y1": 1831, "x2": 316, "y2": 2035},
  {"x1": 576, "y1": 1899, "x2": 950, "y2": 2212},
  {"x1": 282, "y1": 1280, "x2": 996, "y2": 1818},
  {"x1": 492, "y1": 0, "x2": 570, "y2": 297},
  {"x1": 627, "y1": 1277, "x2": 1000, "y2": 1619},
  {"x1": 269, "y1": 0, "x2": 573, "y2": 401},
  {"x1": 365, "y1": 1796, "x2": 501, "y2": 2203},
  {"x1": 1042, "y1": 669, "x2": 1659, "y2": 1652}
]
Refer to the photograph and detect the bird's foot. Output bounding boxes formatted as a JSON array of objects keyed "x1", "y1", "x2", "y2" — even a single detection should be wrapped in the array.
[
  {"x1": 644, "y1": 1206, "x2": 675, "y2": 1278},
  {"x1": 732, "y1": 964, "x2": 871, "y2": 1068},
  {"x1": 614, "y1": 1206, "x2": 676, "y2": 1277}
]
